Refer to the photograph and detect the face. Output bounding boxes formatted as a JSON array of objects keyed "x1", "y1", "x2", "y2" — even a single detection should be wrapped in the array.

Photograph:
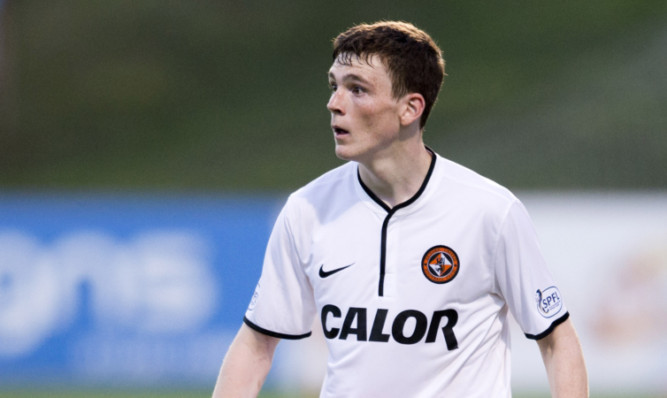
[{"x1": 327, "y1": 54, "x2": 405, "y2": 163}]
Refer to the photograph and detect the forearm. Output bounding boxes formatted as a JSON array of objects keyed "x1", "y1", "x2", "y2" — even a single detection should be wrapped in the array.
[
  {"x1": 212, "y1": 324, "x2": 279, "y2": 398},
  {"x1": 538, "y1": 319, "x2": 589, "y2": 397}
]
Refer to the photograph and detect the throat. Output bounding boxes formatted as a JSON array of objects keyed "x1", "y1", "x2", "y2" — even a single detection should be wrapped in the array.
[{"x1": 358, "y1": 148, "x2": 435, "y2": 209}]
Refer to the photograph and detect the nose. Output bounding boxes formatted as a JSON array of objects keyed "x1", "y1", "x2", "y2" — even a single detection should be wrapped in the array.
[{"x1": 327, "y1": 90, "x2": 344, "y2": 115}]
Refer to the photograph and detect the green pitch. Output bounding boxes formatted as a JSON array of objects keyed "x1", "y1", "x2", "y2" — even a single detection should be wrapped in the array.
[
  {"x1": 0, "y1": 390, "x2": 662, "y2": 398},
  {"x1": 0, "y1": 392, "x2": 366, "y2": 398},
  {"x1": 0, "y1": 391, "x2": 208, "y2": 398}
]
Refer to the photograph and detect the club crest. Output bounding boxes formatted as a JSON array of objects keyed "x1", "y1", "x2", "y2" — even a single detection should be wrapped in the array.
[{"x1": 421, "y1": 245, "x2": 460, "y2": 284}]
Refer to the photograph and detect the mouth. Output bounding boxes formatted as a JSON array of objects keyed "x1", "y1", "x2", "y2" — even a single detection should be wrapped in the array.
[{"x1": 332, "y1": 126, "x2": 350, "y2": 136}]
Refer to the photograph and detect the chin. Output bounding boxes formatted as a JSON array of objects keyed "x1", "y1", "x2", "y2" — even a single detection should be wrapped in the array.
[{"x1": 334, "y1": 145, "x2": 357, "y2": 162}]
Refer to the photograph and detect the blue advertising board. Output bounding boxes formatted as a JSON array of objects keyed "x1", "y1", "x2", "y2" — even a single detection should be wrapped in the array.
[{"x1": 0, "y1": 192, "x2": 285, "y2": 388}]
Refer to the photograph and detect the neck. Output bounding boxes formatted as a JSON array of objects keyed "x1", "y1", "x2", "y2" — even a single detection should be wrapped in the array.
[{"x1": 358, "y1": 144, "x2": 433, "y2": 208}]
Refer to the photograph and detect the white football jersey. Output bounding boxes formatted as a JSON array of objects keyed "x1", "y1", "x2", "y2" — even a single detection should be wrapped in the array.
[{"x1": 245, "y1": 152, "x2": 568, "y2": 397}]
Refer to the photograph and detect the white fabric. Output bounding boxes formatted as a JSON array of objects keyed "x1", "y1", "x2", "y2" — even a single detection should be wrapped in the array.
[{"x1": 245, "y1": 153, "x2": 567, "y2": 397}]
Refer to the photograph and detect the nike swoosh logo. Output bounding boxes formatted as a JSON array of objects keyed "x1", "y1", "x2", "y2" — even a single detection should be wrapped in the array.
[{"x1": 319, "y1": 263, "x2": 354, "y2": 278}]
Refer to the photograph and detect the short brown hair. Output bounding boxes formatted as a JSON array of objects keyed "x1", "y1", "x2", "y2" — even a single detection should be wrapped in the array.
[{"x1": 332, "y1": 21, "x2": 446, "y2": 128}]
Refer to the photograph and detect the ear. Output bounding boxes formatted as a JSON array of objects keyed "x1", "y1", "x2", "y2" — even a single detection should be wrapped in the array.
[{"x1": 399, "y1": 93, "x2": 425, "y2": 127}]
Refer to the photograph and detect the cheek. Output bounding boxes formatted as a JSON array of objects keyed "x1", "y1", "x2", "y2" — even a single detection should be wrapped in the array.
[
  {"x1": 357, "y1": 108, "x2": 379, "y2": 128},
  {"x1": 354, "y1": 102, "x2": 395, "y2": 128},
  {"x1": 361, "y1": 107, "x2": 399, "y2": 132}
]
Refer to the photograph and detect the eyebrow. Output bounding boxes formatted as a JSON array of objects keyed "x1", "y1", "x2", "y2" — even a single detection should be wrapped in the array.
[{"x1": 328, "y1": 71, "x2": 371, "y2": 86}]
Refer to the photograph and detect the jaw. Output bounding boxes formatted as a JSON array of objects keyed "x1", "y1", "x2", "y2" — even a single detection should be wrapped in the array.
[
  {"x1": 333, "y1": 136, "x2": 389, "y2": 164},
  {"x1": 333, "y1": 141, "x2": 355, "y2": 161}
]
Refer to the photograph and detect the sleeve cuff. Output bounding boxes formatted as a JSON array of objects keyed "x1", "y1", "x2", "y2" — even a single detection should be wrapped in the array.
[
  {"x1": 524, "y1": 312, "x2": 570, "y2": 340},
  {"x1": 243, "y1": 316, "x2": 312, "y2": 340}
]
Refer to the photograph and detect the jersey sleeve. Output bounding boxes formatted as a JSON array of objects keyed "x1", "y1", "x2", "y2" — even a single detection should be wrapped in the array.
[
  {"x1": 243, "y1": 198, "x2": 316, "y2": 339},
  {"x1": 493, "y1": 200, "x2": 569, "y2": 340}
]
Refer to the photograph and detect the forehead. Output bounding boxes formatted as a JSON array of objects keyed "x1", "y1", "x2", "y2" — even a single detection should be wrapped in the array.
[{"x1": 328, "y1": 53, "x2": 391, "y2": 82}]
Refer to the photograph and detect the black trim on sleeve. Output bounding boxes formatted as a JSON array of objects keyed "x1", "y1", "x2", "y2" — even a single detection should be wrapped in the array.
[
  {"x1": 243, "y1": 316, "x2": 312, "y2": 340},
  {"x1": 525, "y1": 312, "x2": 570, "y2": 340}
]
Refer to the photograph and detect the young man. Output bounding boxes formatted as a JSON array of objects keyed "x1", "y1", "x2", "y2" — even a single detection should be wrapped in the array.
[{"x1": 213, "y1": 21, "x2": 588, "y2": 397}]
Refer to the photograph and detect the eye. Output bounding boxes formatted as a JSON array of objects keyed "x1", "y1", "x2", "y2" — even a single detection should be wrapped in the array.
[
  {"x1": 351, "y1": 85, "x2": 365, "y2": 95},
  {"x1": 329, "y1": 82, "x2": 338, "y2": 92}
]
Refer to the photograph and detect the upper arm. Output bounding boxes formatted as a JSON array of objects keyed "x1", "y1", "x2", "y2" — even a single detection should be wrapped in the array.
[
  {"x1": 212, "y1": 324, "x2": 281, "y2": 398},
  {"x1": 536, "y1": 318, "x2": 589, "y2": 397},
  {"x1": 236, "y1": 322, "x2": 281, "y2": 359},
  {"x1": 244, "y1": 200, "x2": 317, "y2": 338},
  {"x1": 493, "y1": 200, "x2": 569, "y2": 338},
  {"x1": 536, "y1": 317, "x2": 579, "y2": 357}
]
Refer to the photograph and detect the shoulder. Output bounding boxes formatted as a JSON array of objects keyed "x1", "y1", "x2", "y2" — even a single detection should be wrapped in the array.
[
  {"x1": 434, "y1": 154, "x2": 519, "y2": 212},
  {"x1": 281, "y1": 161, "x2": 359, "y2": 220},
  {"x1": 292, "y1": 161, "x2": 357, "y2": 199}
]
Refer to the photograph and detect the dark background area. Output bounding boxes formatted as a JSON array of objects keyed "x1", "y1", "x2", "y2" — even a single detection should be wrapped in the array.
[{"x1": 1, "y1": 1, "x2": 666, "y2": 192}]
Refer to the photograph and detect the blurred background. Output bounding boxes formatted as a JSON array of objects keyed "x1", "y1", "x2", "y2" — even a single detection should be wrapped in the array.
[{"x1": 0, "y1": 1, "x2": 666, "y2": 397}]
